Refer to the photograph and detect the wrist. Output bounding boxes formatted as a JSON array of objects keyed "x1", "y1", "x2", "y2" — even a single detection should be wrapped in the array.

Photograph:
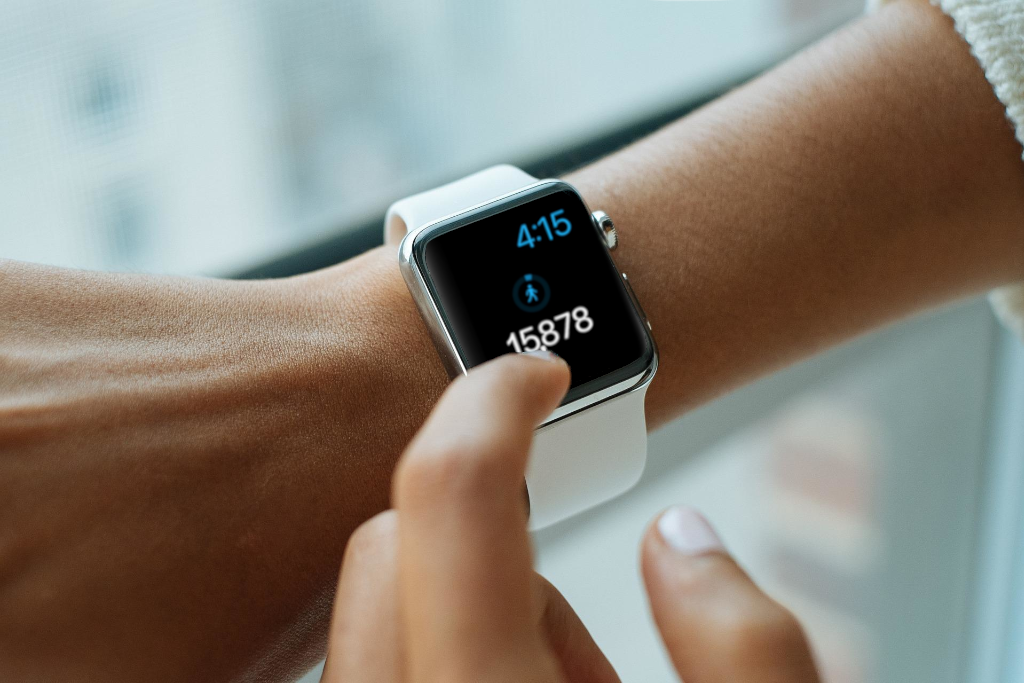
[{"x1": 285, "y1": 244, "x2": 447, "y2": 453}]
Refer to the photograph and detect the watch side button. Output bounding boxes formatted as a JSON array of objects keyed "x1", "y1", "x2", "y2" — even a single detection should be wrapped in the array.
[{"x1": 592, "y1": 210, "x2": 617, "y2": 250}]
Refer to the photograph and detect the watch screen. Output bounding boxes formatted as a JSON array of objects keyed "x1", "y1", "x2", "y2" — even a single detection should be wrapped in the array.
[{"x1": 418, "y1": 184, "x2": 653, "y2": 403}]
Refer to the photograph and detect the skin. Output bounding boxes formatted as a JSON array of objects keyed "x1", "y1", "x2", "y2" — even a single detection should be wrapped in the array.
[
  {"x1": 0, "y1": 0, "x2": 1022, "y2": 680},
  {"x1": 0, "y1": 256, "x2": 443, "y2": 682},
  {"x1": 322, "y1": 353, "x2": 820, "y2": 683}
]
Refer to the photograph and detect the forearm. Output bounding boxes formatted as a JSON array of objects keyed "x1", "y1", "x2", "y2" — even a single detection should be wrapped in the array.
[
  {"x1": 0, "y1": 254, "x2": 445, "y2": 681},
  {"x1": 568, "y1": 0, "x2": 1024, "y2": 425}
]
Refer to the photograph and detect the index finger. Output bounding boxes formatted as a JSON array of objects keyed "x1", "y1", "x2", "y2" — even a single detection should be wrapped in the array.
[{"x1": 393, "y1": 352, "x2": 570, "y2": 681}]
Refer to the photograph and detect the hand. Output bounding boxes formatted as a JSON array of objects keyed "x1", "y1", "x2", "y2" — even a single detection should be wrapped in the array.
[{"x1": 323, "y1": 353, "x2": 821, "y2": 683}]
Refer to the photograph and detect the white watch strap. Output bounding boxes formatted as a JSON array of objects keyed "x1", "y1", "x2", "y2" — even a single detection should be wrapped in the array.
[
  {"x1": 526, "y1": 386, "x2": 648, "y2": 529},
  {"x1": 385, "y1": 165, "x2": 537, "y2": 244},
  {"x1": 386, "y1": 165, "x2": 650, "y2": 530}
]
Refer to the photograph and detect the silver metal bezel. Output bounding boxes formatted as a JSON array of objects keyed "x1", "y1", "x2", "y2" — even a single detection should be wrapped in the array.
[{"x1": 397, "y1": 178, "x2": 657, "y2": 427}]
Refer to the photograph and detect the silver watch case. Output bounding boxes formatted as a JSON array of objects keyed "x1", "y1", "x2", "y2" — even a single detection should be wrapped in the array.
[{"x1": 398, "y1": 178, "x2": 658, "y2": 427}]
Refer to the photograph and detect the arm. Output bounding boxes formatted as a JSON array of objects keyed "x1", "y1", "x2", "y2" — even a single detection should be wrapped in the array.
[
  {"x1": 569, "y1": 0, "x2": 1024, "y2": 424},
  {"x1": 0, "y1": 253, "x2": 446, "y2": 682},
  {"x1": 2, "y1": 0, "x2": 1021, "y2": 680}
]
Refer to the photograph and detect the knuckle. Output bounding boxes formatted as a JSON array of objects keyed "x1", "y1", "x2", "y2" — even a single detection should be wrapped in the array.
[
  {"x1": 343, "y1": 511, "x2": 396, "y2": 565},
  {"x1": 0, "y1": 396, "x2": 64, "y2": 449},
  {"x1": 709, "y1": 598, "x2": 809, "y2": 662},
  {"x1": 470, "y1": 357, "x2": 548, "y2": 405},
  {"x1": 396, "y1": 439, "x2": 514, "y2": 510},
  {"x1": 489, "y1": 362, "x2": 542, "y2": 401}
]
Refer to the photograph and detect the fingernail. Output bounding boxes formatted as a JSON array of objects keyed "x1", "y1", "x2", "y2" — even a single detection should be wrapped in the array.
[
  {"x1": 657, "y1": 506, "x2": 724, "y2": 555},
  {"x1": 522, "y1": 349, "x2": 561, "y2": 363}
]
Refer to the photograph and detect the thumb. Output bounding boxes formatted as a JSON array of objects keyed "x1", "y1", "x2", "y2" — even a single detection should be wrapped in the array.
[{"x1": 640, "y1": 507, "x2": 820, "y2": 683}]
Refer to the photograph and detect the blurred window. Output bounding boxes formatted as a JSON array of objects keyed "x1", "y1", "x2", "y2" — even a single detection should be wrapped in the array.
[{"x1": 1, "y1": 0, "x2": 859, "y2": 274}]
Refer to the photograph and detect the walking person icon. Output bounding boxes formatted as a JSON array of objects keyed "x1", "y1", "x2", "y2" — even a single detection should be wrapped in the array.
[{"x1": 512, "y1": 273, "x2": 550, "y2": 312}]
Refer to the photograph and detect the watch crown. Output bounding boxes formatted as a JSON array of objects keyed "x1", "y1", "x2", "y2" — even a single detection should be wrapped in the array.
[{"x1": 592, "y1": 210, "x2": 617, "y2": 250}]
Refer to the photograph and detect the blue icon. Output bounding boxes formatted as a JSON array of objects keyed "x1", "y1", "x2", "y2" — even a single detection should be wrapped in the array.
[{"x1": 513, "y1": 273, "x2": 550, "y2": 312}]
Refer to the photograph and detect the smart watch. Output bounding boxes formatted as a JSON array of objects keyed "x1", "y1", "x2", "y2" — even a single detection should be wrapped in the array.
[{"x1": 386, "y1": 165, "x2": 657, "y2": 529}]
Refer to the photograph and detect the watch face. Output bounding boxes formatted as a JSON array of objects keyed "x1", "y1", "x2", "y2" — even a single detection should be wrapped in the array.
[{"x1": 413, "y1": 181, "x2": 653, "y2": 405}]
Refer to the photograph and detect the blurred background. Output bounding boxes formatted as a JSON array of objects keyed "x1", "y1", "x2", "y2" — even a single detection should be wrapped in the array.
[{"x1": 3, "y1": 1, "x2": 1024, "y2": 682}]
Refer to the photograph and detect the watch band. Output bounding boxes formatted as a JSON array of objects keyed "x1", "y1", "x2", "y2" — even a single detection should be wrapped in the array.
[
  {"x1": 527, "y1": 384, "x2": 648, "y2": 529},
  {"x1": 385, "y1": 165, "x2": 538, "y2": 245},
  {"x1": 386, "y1": 165, "x2": 650, "y2": 530}
]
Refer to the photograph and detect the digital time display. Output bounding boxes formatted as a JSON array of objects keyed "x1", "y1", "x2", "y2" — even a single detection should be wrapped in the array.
[
  {"x1": 516, "y1": 209, "x2": 572, "y2": 249},
  {"x1": 418, "y1": 184, "x2": 653, "y2": 404}
]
